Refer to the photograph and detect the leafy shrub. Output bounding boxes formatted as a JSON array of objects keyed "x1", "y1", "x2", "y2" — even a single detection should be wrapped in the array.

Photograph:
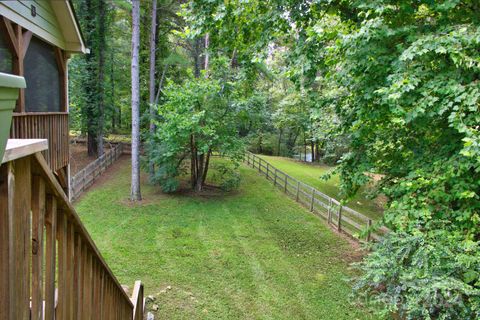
[
  {"x1": 144, "y1": 142, "x2": 183, "y2": 193},
  {"x1": 354, "y1": 232, "x2": 480, "y2": 320},
  {"x1": 210, "y1": 162, "x2": 241, "y2": 191}
]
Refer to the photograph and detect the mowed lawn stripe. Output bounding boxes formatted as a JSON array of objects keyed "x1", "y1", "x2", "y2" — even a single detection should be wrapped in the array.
[{"x1": 75, "y1": 157, "x2": 379, "y2": 320}]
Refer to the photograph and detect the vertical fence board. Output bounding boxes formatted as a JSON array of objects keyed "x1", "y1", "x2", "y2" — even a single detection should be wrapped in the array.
[
  {"x1": 66, "y1": 222, "x2": 75, "y2": 319},
  {"x1": 0, "y1": 163, "x2": 14, "y2": 320},
  {"x1": 13, "y1": 157, "x2": 31, "y2": 320},
  {"x1": 45, "y1": 196, "x2": 57, "y2": 320},
  {"x1": 74, "y1": 234, "x2": 83, "y2": 320},
  {"x1": 56, "y1": 211, "x2": 68, "y2": 319},
  {"x1": 310, "y1": 188, "x2": 315, "y2": 212},
  {"x1": 31, "y1": 176, "x2": 46, "y2": 320},
  {"x1": 337, "y1": 206, "x2": 343, "y2": 232}
]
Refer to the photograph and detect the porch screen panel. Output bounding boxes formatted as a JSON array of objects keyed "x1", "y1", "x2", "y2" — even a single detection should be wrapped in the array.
[
  {"x1": 24, "y1": 36, "x2": 61, "y2": 112},
  {"x1": 0, "y1": 31, "x2": 12, "y2": 73}
]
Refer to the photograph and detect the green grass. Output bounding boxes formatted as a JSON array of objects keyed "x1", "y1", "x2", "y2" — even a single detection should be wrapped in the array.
[
  {"x1": 75, "y1": 158, "x2": 379, "y2": 320},
  {"x1": 257, "y1": 155, "x2": 383, "y2": 220}
]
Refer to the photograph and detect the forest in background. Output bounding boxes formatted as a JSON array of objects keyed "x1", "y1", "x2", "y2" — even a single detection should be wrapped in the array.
[
  {"x1": 68, "y1": 1, "x2": 480, "y2": 319},
  {"x1": 68, "y1": 0, "x2": 341, "y2": 164}
]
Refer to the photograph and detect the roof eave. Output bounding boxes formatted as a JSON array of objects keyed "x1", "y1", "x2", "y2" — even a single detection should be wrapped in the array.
[{"x1": 51, "y1": 0, "x2": 87, "y2": 54}]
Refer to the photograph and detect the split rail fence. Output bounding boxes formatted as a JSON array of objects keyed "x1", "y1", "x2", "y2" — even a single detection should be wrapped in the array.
[
  {"x1": 71, "y1": 143, "x2": 124, "y2": 202},
  {"x1": 245, "y1": 152, "x2": 388, "y2": 242}
]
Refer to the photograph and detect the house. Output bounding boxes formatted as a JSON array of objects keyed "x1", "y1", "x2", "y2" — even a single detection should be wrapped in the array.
[
  {"x1": 0, "y1": 2, "x2": 145, "y2": 319},
  {"x1": 0, "y1": 0, "x2": 87, "y2": 193}
]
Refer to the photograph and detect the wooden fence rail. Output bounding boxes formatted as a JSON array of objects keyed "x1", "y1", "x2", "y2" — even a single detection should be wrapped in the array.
[
  {"x1": 245, "y1": 152, "x2": 388, "y2": 242},
  {"x1": 0, "y1": 139, "x2": 144, "y2": 319},
  {"x1": 71, "y1": 143, "x2": 124, "y2": 202}
]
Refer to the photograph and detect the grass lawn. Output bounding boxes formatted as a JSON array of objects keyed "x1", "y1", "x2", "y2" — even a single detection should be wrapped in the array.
[
  {"x1": 257, "y1": 155, "x2": 384, "y2": 220},
  {"x1": 75, "y1": 157, "x2": 379, "y2": 320}
]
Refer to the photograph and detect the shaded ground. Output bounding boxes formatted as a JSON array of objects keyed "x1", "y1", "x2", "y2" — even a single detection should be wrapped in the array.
[
  {"x1": 69, "y1": 142, "x2": 113, "y2": 176},
  {"x1": 75, "y1": 158, "x2": 379, "y2": 320},
  {"x1": 257, "y1": 155, "x2": 384, "y2": 220}
]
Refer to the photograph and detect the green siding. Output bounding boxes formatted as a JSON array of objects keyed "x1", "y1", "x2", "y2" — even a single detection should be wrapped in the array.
[
  {"x1": 1, "y1": 0, "x2": 64, "y2": 47},
  {"x1": 21, "y1": 0, "x2": 58, "y2": 27}
]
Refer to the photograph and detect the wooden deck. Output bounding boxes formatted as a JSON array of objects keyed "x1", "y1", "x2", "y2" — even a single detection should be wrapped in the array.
[{"x1": 0, "y1": 139, "x2": 144, "y2": 320}]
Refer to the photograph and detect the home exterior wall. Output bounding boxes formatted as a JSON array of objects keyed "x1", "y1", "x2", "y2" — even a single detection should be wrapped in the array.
[
  {"x1": 0, "y1": 1, "x2": 65, "y2": 49},
  {"x1": 0, "y1": 0, "x2": 85, "y2": 194}
]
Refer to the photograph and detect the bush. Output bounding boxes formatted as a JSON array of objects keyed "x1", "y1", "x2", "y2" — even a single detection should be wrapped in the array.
[
  {"x1": 354, "y1": 232, "x2": 480, "y2": 320},
  {"x1": 210, "y1": 162, "x2": 241, "y2": 191}
]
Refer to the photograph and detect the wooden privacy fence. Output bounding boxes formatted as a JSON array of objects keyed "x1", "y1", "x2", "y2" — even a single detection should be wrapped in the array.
[
  {"x1": 0, "y1": 139, "x2": 144, "y2": 319},
  {"x1": 71, "y1": 143, "x2": 124, "y2": 202},
  {"x1": 245, "y1": 152, "x2": 388, "y2": 242}
]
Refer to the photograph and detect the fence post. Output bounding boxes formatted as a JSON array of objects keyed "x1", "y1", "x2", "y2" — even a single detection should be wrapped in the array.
[
  {"x1": 274, "y1": 169, "x2": 277, "y2": 186},
  {"x1": 366, "y1": 219, "x2": 372, "y2": 242},
  {"x1": 337, "y1": 206, "x2": 343, "y2": 231},
  {"x1": 310, "y1": 188, "x2": 315, "y2": 212},
  {"x1": 266, "y1": 162, "x2": 269, "y2": 178},
  {"x1": 296, "y1": 181, "x2": 300, "y2": 202},
  {"x1": 284, "y1": 175, "x2": 288, "y2": 193},
  {"x1": 82, "y1": 170, "x2": 86, "y2": 192},
  {"x1": 258, "y1": 158, "x2": 262, "y2": 173},
  {"x1": 327, "y1": 199, "x2": 332, "y2": 224}
]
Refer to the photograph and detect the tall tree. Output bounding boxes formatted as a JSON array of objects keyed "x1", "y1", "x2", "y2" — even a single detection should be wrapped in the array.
[
  {"x1": 130, "y1": 0, "x2": 142, "y2": 201},
  {"x1": 148, "y1": 0, "x2": 158, "y2": 180},
  {"x1": 72, "y1": 0, "x2": 111, "y2": 157},
  {"x1": 96, "y1": 0, "x2": 107, "y2": 156}
]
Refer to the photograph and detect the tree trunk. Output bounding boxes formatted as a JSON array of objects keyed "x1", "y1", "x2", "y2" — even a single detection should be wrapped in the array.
[
  {"x1": 304, "y1": 133, "x2": 307, "y2": 162},
  {"x1": 82, "y1": 0, "x2": 97, "y2": 157},
  {"x1": 194, "y1": 153, "x2": 205, "y2": 192},
  {"x1": 148, "y1": 0, "x2": 157, "y2": 180},
  {"x1": 193, "y1": 38, "x2": 202, "y2": 78},
  {"x1": 277, "y1": 129, "x2": 283, "y2": 156},
  {"x1": 87, "y1": 132, "x2": 97, "y2": 157},
  {"x1": 204, "y1": 33, "x2": 209, "y2": 75},
  {"x1": 110, "y1": 49, "x2": 116, "y2": 131},
  {"x1": 190, "y1": 134, "x2": 196, "y2": 189},
  {"x1": 130, "y1": 0, "x2": 142, "y2": 201},
  {"x1": 96, "y1": 0, "x2": 106, "y2": 157},
  {"x1": 311, "y1": 140, "x2": 315, "y2": 162},
  {"x1": 201, "y1": 150, "x2": 211, "y2": 186}
]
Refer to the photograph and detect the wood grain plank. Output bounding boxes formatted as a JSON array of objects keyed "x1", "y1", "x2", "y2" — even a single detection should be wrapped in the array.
[
  {"x1": 31, "y1": 175, "x2": 46, "y2": 320},
  {"x1": 44, "y1": 195, "x2": 57, "y2": 320},
  {"x1": 13, "y1": 157, "x2": 31, "y2": 320},
  {"x1": 0, "y1": 163, "x2": 14, "y2": 320},
  {"x1": 66, "y1": 221, "x2": 75, "y2": 318},
  {"x1": 56, "y1": 211, "x2": 67, "y2": 319}
]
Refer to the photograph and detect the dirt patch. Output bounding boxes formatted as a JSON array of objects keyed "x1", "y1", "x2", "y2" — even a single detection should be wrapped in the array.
[
  {"x1": 70, "y1": 143, "x2": 96, "y2": 176},
  {"x1": 69, "y1": 142, "x2": 113, "y2": 176},
  {"x1": 172, "y1": 183, "x2": 240, "y2": 200},
  {"x1": 334, "y1": 230, "x2": 366, "y2": 263}
]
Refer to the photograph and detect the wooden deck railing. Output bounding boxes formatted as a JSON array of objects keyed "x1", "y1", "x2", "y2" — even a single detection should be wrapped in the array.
[
  {"x1": 0, "y1": 139, "x2": 144, "y2": 319},
  {"x1": 245, "y1": 152, "x2": 389, "y2": 242},
  {"x1": 10, "y1": 112, "x2": 69, "y2": 172}
]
